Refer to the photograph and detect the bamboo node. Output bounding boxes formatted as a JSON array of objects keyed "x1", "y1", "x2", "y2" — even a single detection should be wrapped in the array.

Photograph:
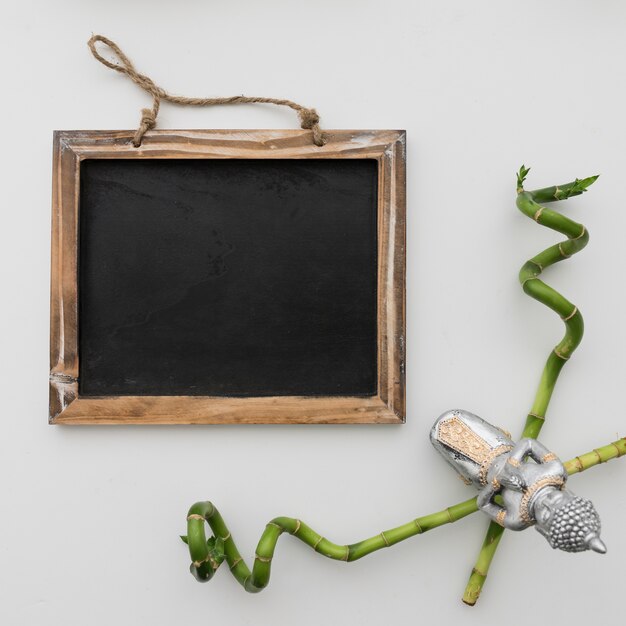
[
  {"x1": 575, "y1": 225, "x2": 586, "y2": 240},
  {"x1": 380, "y1": 531, "x2": 390, "y2": 547},
  {"x1": 255, "y1": 553, "x2": 272, "y2": 563},
  {"x1": 229, "y1": 557, "x2": 242, "y2": 570},
  {"x1": 220, "y1": 532, "x2": 231, "y2": 541},
  {"x1": 553, "y1": 348, "x2": 570, "y2": 360},
  {"x1": 187, "y1": 513, "x2": 205, "y2": 521},
  {"x1": 562, "y1": 306, "x2": 578, "y2": 321},
  {"x1": 533, "y1": 207, "x2": 544, "y2": 222},
  {"x1": 192, "y1": 555, "x2": 209, "y2": 567},
  {"x1": 293, "y1": 519, "x2": 301, "y2": 535},
  {"x1": 313, "y1": 536, "x2": 324, "y2": 551},
  {"x1": 343, "y1": 546, "x2": 350, "y2": 561},
  {"x1": 521, "y1": 276, "x2": 540, "y2": 286},
  {"x1": 414, "y1": 519, "x2": 423, "y2": 533},
  {"x1": 558, "y1": 242, "x2": 572, "y2": 258},
  {"x1": 528, "y1": 412, "x2": 545, "y2": 421}
]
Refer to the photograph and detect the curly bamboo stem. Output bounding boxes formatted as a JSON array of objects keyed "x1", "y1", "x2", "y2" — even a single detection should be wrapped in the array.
[
  {"x1": 184, "y1": 498, "x2": 478, "y2": 592},
  {"x1": 462, "y1": 167, "x2": 598, "y2": 606},
  {"x1": 183, "y1": 437, "x2": 625, "y2": 593}
]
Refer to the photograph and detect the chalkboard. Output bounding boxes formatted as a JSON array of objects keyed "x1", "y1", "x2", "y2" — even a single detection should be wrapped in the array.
[
  {"x1": 78, "y1": 158, "x2": 378, "y2": 397},
  {"x1": 50, "y1": 130, "x2": 405, "y2": 424}
]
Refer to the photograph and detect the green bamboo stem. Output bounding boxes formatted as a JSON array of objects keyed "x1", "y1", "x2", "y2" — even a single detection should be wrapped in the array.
[
  {"x1": 184, "y1": 497, "x2": 479, "y2": 592},
  {"x1": 462, "y1": 167, "x2": 598, "y2": 606},
  {"x1": 182, "y1": 437, "x2": 625, "y2": 593}
]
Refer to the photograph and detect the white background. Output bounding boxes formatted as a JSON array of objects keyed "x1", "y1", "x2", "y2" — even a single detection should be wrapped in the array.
[{"x1": 1, "y1": 1, "x2": 625, "y2": 624}]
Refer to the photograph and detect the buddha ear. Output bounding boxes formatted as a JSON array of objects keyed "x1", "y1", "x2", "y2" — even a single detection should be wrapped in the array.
[
  {"x1": 536, "y1": 505, "x2": 551, "y2": 525},
  {"x1": 586, "y1": 535, "x2": 607, "y2": 554}
]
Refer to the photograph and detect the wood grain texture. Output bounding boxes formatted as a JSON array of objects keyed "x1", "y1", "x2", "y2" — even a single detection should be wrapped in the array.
[{"x1": 49, "y1": 129, "x2": 406, "y2": 425}]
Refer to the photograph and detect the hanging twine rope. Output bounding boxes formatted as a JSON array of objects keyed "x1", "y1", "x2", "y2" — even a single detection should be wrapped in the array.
[{"x1": 87, "y1": 35, "x2": 327, "y2": 148}]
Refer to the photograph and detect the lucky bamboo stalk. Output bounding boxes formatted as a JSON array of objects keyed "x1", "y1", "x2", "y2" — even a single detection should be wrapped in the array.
[
  {"x1": 182, "y1": 436, "x2": 625, "y2": 592},
  {"x1": 462, "y1": 167, "x2": 598, "y2": 605}
]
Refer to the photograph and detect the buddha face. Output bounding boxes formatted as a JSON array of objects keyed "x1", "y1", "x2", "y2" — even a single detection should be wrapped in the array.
[{"x1": 533, "y1": 488, "x2": 571, "y2": 537}]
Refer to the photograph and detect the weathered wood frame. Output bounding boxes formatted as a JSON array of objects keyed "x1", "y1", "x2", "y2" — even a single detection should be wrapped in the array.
[{"x1": 50, "y1": 129, "x2": 406, "y2": 424}]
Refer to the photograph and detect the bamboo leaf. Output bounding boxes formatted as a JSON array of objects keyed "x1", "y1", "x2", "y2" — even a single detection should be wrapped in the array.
[{"x1": 516, "y1": 165, "x2": 530, "y2": 190}]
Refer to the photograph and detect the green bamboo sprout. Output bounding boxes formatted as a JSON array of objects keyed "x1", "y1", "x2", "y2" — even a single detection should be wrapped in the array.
[
  {"x1": 461, "y1": 167, "x2": 598, "y2": 606},
  {"x1": 182, "y1": 437, "x2": 626, "y2": 592}
]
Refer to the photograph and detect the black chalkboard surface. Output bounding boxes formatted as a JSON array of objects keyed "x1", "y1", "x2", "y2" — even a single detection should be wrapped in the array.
[{"x1": 78, "y1": 158, "x2": 379, "y2": 398}]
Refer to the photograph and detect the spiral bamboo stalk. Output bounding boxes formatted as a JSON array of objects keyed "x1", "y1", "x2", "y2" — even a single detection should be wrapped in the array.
[
  {"x1": 182, "y1": 437, "x2": 625, "y2": 592},
  {"x1": 462, "y1": 167, "x2": 598, "y2": 606}
]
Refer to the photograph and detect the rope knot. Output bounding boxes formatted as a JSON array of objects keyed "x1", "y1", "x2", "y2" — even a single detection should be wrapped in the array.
[
  {"x1": 140, "y1": 108, "x2": 157, "y2": 130},
  {"x1": 299, "y1": 108, "x2": 327, "y2": 146},
  {"x1": 131, "y1": 108, "x2": 157, "y2": 147},
  {"x1": 298, "y1": 108, "x2": 320, "y2": 130}
]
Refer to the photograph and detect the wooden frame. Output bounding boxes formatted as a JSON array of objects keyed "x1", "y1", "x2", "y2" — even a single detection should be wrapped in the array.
[{"x1": 50, "y1": 129, "x2": 406, "y2": 424}]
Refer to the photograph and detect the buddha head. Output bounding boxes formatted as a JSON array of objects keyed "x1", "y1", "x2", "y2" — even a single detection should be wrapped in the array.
[{"x1": 533, "y1": 488, "x2": 605, "y2": 553}]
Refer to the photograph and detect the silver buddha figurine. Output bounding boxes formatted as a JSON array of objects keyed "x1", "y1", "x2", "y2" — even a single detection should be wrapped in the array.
[{"x1": 431, "y1": 409, "x2": 606, "y2": 553}]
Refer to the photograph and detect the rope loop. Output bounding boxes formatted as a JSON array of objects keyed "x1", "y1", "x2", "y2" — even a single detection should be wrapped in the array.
[{"x1": 87, "y1": 34, "x2": 327, "y2": 147}]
